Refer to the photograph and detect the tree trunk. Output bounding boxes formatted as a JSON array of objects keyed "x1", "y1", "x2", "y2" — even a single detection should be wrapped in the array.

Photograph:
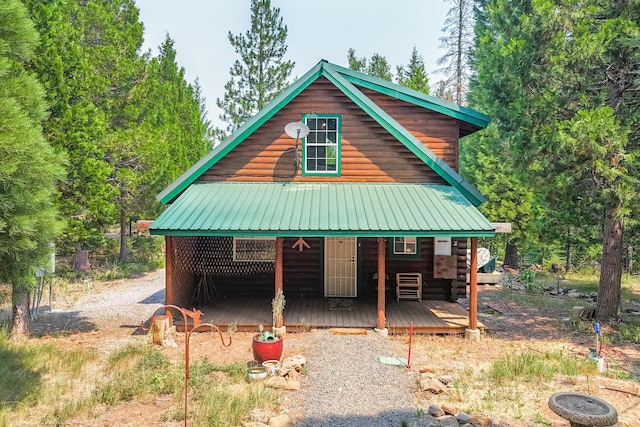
[
  {"x1": 118, "y1": 207, "x2": 128, "y2": 262},
  {"x1": 596, "y1": 205, "x2": 623, "y2": 321},
  {"x1": 565, "y1": 231, "x2": 572, "y2": 273},
  {"x1": 504, "y1": 241, "x2": 519, "y2": 269},
  {"x1": 11, "y1": 290, "x2": 30, "y2": 340},
  {"x1": 71, "y1": 249, "x2": 90, "y2": 272}
]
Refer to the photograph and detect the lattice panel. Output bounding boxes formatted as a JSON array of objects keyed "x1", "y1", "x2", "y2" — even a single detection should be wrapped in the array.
[
  {"x1": 192, "y1": 236, "x2": 275, "y2": 276},
  {"x1": 171, "y1": 268, "x2": 194, "y2": 308}
]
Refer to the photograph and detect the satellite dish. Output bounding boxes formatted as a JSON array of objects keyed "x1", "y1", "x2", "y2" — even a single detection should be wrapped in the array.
[{"x1": 284, "y1": 122, "x2": 310, "y2": 139}]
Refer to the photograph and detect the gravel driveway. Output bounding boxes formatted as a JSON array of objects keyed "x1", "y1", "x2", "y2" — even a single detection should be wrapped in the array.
[{"x1": 283, "y1": 330, "x2": 427, "y2": 427}]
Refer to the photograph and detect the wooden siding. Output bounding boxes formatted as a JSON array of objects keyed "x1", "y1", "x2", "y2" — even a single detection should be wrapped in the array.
[
  {"x1": 198, "y1": 78, "x2": 455, "y2": 183},
  {"x1": 361, "y1": 88, "x2": 461, "y2": 171}
]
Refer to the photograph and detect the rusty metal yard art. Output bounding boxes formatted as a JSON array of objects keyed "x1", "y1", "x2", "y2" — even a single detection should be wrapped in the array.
[{"x1": 142, "y1": 305, "x2": 232, "y2": 427}]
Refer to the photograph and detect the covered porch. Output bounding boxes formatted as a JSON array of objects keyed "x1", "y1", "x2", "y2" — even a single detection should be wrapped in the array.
[{"x1": 179, "y1": 296, "x2": 483, "y2": 335}]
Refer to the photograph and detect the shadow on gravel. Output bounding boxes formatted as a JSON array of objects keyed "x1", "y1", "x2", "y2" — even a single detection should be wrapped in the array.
[
  {"x1": 30, "y1": 309, "x2": 96, "y2": 336},
  {"x1": 139, "y1": 289, "x2": 165, "y2": 304},
  {"x1": 292, "y1": 410, "x2": 429, "y2": 427}
]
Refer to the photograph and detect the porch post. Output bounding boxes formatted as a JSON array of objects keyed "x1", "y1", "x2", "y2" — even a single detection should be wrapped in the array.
[
  {"x1": 376, "y1": 237, "x2": 386, "y2": 331},
  {"x1": 275, "y1": 236, "x2": 283, "y2": 328},
  {"x1": 467, "y1": 237, "x2": 479, "y2": 340},
  {"x1": 165, "y1": 236, "x2": 174, "y2": 306}
]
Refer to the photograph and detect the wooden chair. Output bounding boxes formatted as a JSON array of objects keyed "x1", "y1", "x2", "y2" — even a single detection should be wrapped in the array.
[{"x1": 396, "y1": 273, "x2": 422, "y2": 302}]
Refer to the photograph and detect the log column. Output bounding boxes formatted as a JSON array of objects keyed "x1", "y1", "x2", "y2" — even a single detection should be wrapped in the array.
[
  {"x1": 275, "y1": 236, "x2": 284, "y2": 328},
  {"x1": 466, "y1": 237, "x2": 480, "y2": 340},
  {"x1": 165, "y1": 236, "x2": 174, "y2": 306},
  {"x1": 377, "y1": 237, "x2": 386, "y2": 331}
]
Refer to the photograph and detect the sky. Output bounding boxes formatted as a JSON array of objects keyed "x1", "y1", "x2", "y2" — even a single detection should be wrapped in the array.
[{"x1": 136, "y1": 0, "x2": 453, "y2": 127}]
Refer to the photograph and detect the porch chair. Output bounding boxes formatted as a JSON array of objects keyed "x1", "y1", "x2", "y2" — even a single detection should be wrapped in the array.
[{"x1": 396, "y1": 272, "x2": 422, "y2": 302}]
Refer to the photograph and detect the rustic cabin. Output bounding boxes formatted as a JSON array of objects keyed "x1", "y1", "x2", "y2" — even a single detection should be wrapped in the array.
[{"x1": 149, "y1": 60, "x2": 495, "y2": 335}]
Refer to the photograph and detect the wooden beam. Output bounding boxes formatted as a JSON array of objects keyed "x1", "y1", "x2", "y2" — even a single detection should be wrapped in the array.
[
  {"x1": 165, "y1": 236, "x2": 174, "y2": 306},
  {"x1": 377, "y1": 237, "x2": 386, "y2": 330},
  {"x1": 469, "y1": 237, "x2": 478, "y2": 330},
  {"x1": 275, "y1": 236, "x2": 283, "y2": 328}
]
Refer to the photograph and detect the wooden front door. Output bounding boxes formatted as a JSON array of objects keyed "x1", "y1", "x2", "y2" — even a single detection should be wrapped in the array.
[{"x1": 324, "y1": 237, "x2": 357, "y2": 297}]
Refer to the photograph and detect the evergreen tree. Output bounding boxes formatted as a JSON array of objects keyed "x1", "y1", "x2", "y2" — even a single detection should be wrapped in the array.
[
  {"x1": 468, "y1": 0, "x2": 544, "y2": 268},
  {"x1": 437, "y1": 0, "x2": 475, "y2": 105},
  {"x1": 216, "y1": 0, "x2": 295, "y2": 135},
  {"x1": 0, "y1": 0, "x2": 66, "y2": 339},
  {"x1": 396, "y1": 47, "x2": 430, "y2": 94},
  {"x1": 347, "y1": 48, "x2": 393, "y2": 81},
  {"x1": 471, "y1": 0, "x2": 640, "y2": 320}
]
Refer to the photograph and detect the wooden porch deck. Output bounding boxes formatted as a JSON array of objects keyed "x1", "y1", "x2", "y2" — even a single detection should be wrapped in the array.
[{"x1": 192, "y1": 297, "x2": 483, "y2": 335}]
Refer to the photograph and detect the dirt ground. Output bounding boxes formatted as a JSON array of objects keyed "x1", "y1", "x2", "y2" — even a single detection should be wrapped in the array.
[{"x1": 5, "y1": 269, "x2": 640, "y2": 426}]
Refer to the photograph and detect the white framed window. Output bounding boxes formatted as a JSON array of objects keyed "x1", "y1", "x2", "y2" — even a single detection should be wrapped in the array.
[
  {"x1": 393, "y1": 237, "x2": 417, "y2": 255},
  {"x1": 303, "y1": 115, "x2": 341, "y2": 175},
  {"x1": 233, "y1": 237, "x2": 276, "y2": 262}
]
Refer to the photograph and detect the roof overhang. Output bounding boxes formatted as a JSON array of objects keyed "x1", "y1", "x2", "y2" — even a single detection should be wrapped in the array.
[{"x1": 149, "y1": 182, "x2": 495, "y2": 238}]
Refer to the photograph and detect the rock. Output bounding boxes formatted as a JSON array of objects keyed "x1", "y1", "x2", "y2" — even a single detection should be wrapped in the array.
[
  {"x1": 284, "y1": 379, "x2": 300, "y2": 390},
  {"x1": 420, "y1": 377, "x2": 446, "y2": 394},
  {"x1": 456, "y1": 411, "x2": 473, "y2": 423},
  {"x1": 419, "y1": 366, "x2": 434, "y2": 374},
  {"x1": 434, "y1": 415, "x2": 459, "y2": 427},
  {"x1": 284, "y1": 368, "x2": 301, "y2": 382},
  {"x1": 268, "y1": 414, "x2": 292, "y2": 427},
  {"x1": 427, "y1": 404, "x2": 445, "y2": 417},
  {"x1": 280, "y1": 355, "x2": 306, "y2": 371},
  {"x1": 441, "y1": 403, "x2": 458, "y2": 416},
  {"x1": 265, "y1": 376, "x2": 288, "y2": 389},
  {"x1": 468, "y1": 414, "x2": 492, "y2": 427}
]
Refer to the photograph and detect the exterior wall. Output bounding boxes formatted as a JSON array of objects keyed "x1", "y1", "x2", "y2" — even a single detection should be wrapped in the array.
[
  {"x1": 198, "y1": 78, "x2": 455, "y2": 183},
  {"x1": 173, "y1": 77, "x2": 471, "y2": 304},
  {"x1": 361, "y1": 88, "x2": 461, "y2": 171},
  {"x1": 171, "y1": 236, "x2": 468, "y2": 303}
]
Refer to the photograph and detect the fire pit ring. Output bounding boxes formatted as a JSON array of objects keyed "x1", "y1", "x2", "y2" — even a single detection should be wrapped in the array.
[{"x1": 548, "y1": 392, "x2": 617, "y2": 427}]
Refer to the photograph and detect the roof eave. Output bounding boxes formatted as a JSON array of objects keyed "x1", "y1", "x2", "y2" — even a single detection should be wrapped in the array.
[
  {"x1": 321, "y1": 63, "x2": 487, "y2": 206},
  {"x1": 329, "y1": 62, "x2": 490, "y2": 130}
]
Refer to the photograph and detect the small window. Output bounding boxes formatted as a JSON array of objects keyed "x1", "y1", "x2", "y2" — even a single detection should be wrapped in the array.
[
  {"x1": 303, "y1": 115, "x2": 341, "y2": 175},
  {"x1": 393, "y1": 237, "x2": 417, "y2": 255},
  {"x1": 233, "y1": 237, "x2": 276, "y2": 262}
]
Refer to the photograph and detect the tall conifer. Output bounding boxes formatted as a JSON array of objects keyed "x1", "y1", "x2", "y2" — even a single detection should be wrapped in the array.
[{"x1": 216, "y1": 0, "x2": 295, "y2": 135}]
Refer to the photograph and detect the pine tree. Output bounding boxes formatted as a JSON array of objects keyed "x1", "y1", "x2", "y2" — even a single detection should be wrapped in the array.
[
  {"x1": 347, "y1": 49, "x2": 393, "y2": 81},
  {"x1": 437, "y1": 0, "x2": 475, "y2": 105},
  {"x1": 216, "y1": 0, "x2": 294, "y2": 135},
  {"x1": 25, "y1": 0, "x2": 115, "y2": 269},
  {"x1": 470, "y1": 0, "x2": 640, "y2": 320},
  {"x1": 396, "y1": 47, "x2": 430, "y2": 94},
  {"x1": 0, "y1": 0, "x2": 66, "y2": 339}
]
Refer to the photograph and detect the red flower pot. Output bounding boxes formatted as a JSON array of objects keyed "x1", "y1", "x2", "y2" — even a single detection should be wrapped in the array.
[{"x1": 252, "y1": 334, "x2": 283, "y2": 364}]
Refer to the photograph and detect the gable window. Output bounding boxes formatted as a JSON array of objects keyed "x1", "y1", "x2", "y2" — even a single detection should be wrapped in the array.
[
  {"x1": 303, "y1": 115, "x2": 341, "y2": 175},
  {"x1": 233, "y1": 237, "x2": 276, "y2": 262},
  {"x1": 393, "y1": 237, "x2": 417, "y2": 255}
]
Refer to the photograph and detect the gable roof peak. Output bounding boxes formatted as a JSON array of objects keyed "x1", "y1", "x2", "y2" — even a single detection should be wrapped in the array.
[{"x1": 156, "y1": 59, "x2": 489, "y2": 206}]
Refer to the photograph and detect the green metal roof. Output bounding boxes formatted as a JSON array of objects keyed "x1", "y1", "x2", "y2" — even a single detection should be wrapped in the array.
[
  {"x1": 156, "y1": 60, "x2": 490, "y2": 206},
  {"x1": 149, "y1": 182, "x2": 495, "y2": 237}
]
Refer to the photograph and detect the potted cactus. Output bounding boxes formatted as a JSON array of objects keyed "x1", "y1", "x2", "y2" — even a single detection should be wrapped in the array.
[{"x1": 251, "y1": 289, "x2": 285, "y2": 364}]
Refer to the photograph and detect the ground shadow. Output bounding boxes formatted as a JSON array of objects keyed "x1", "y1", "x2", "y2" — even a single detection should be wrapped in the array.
[
  {"x1": 29, "y1": 308, "x2": 96, "y2": 336},
  {"x1": 0, "y1": 340, "x2": 43, "y2": 408},
  {"x1": 139, "y1": 289, "x2": 165, "y2": 304}
]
